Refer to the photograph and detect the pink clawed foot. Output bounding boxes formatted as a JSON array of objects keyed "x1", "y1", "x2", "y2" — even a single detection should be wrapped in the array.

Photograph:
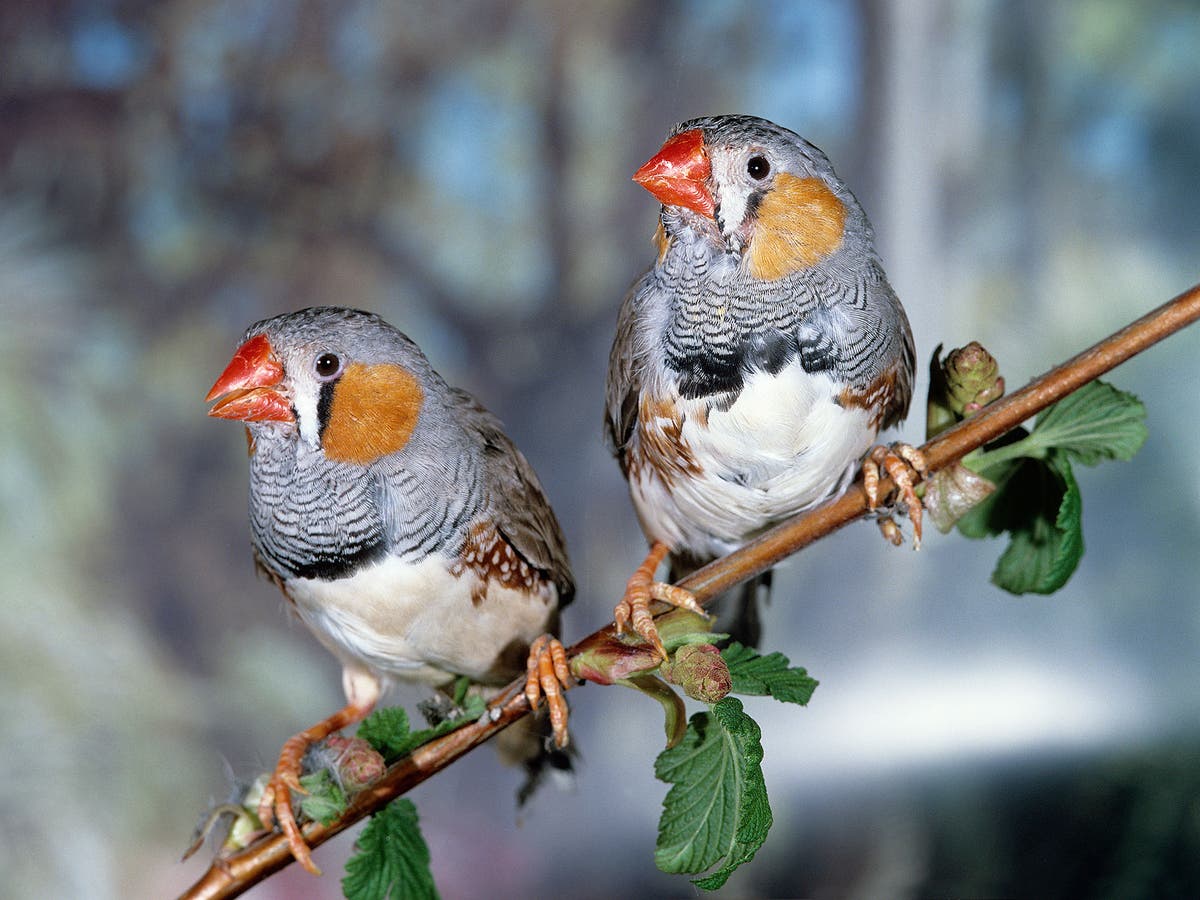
[
  {"x1": 863, "y1": 443, "x2": 929, "y2": 549},
  {"x1": 524, "y1": 634, "x2": 573, "y2": 748},
  {"x1": 613, "y1": 541, "x2": 706, "y2": 660}
]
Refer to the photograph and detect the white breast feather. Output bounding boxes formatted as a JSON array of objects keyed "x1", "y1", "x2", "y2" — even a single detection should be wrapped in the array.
[
  {"x1": 286, "y1": 553, "x2": 555, "y2": 687},
  {"x1": 633, "y1": 362, "x2": 875, "y2": 556}
]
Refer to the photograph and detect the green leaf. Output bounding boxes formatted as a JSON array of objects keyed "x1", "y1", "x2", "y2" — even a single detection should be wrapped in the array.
[
  {"x1": 358, "y1": 707, "x2": 415, "y2": 761},
  {"x1": 1026, "y1": 380, "x2": 1147, "y2": 466},
  {"x1": 990, "y1": 451, "x2": 1084, "y2": 594},
  {"x1": 955, "y1": 454, "x2": 1022, "y2": 539},
  {"x1": 721, "y1": 643, "x2": 818, "y2": 705},
  {"x1": 342, "y1": 799, "x2": 438, "y2": 900},
  {"x1": 958, "y1": 454, "x2": 1085, "y2": 594},
  {"x1": 954, "y1": 379, "x2": 1145, "y2": 596},
  {"x1": 358, "y1": 697, "x2": 488, "y2": 764},
  {"x1": 297, "y1": 768, "x2": 348, "y2": 826},
  {"x1": 655, "y1": 697, "x2": 772, "y2": 890}
]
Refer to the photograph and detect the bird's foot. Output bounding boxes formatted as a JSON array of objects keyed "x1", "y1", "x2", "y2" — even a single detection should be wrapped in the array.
[
  {"x1": 524, "y1": 634, "x2": 573, "y2": 748},
  {"x1": 613, "y1": 541, "x2": 706, "y2": 660},
  {"x1": 257, "y1": 677, "x2": 380, "y2": 876},
  {"x1": 258, "y1": 733, "x2": 319, "y2": 875},
  {"x1": 863, "y1": 443, "x2": 928, "y2": 549}
]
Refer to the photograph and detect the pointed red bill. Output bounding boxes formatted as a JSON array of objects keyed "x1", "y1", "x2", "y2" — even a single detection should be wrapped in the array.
[
  {"x1": 206, "y1": 333, "x2": 293, "y2": 422},
  {"x1": 632, "y1": 129, "x2": 715, "y2": 218}
]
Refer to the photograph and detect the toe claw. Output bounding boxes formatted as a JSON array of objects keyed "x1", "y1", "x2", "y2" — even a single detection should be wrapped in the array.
[
  {"x1": 525, "y1": 635, "x2": 572, "y2": 748},
  {"x1": 864, "y1": 443, "x2": 927, "y2": 549},
  {"x1": 254, "y1": 688, "x2": 379, "y2": 876},
  {"x1": 258, "y1": 768, "x2": 322, "y2": 876},
  {"x1": 613, "y1": 541, "x2": 704, "y2": 660},
  {"x1": 649, "y1": 582, "x2": 706, "y2": 617},
  {"x1": 877, "y1": 516, "x2": 903, "y2": 546}
]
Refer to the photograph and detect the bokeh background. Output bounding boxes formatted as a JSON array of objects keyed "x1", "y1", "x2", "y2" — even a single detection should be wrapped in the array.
[{"x1": 2, "y1": 1, "x2": 1199, "y2": 897}]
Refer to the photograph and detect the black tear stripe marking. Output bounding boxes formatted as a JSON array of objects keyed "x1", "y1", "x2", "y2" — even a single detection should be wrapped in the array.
[
  {"x1": 744, "y1": 190, "x2": 764, "y2": 221},
  {"x1": 316, "y1": 380, "x2": 335, "y2": 440}
]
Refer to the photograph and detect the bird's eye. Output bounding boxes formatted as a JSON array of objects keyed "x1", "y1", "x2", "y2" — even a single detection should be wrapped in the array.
[
  {"x1": 314, "y1": 353, "x2": 341, "y2": 379},
  {"x1": 747, "y1": 155, "x2": 770, "y2": 180}
]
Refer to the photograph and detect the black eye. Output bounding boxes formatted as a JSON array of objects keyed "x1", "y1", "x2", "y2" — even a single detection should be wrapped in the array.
[
  {"x1": 747, "y1": 155, "x2": 770, "y2": 180},
  {"x1": 314, "y1": 353, "x2": 341, "y2": 379}
]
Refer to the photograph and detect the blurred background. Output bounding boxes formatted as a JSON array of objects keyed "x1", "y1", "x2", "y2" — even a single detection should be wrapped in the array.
[{"x1": 2, "y1": 1, "x2": 1199, "y2": 897}]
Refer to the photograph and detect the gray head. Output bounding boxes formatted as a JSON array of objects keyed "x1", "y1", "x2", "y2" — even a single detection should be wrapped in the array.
[
  {"x1": 634, "y1": 114, "x2": 873, "y2": 277},
  {"x1": 207, "y1": 306, "x2": 450, "y2": 464}
]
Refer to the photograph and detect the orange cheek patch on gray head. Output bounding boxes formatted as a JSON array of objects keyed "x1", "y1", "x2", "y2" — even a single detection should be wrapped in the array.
[
  {"x1": 745, "y1": 173, "x2": 847, "y2": 281},
  {"x1": 320, "y1": 362, "x2": 424, "y2": 464}
]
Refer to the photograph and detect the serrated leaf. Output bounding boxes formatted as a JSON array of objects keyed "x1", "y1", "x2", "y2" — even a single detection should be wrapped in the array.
[
  {"x1": 358, "y1": 698, "x2": 488, "y2": 764},
  {"x1": 721, "y1": 643, "x2": 818, "y2": 705},
  {"x1": 957, "y1": 379, "x2": 1144, "y2": 595},
  {"x1": 358, "y1": 707, "x2": 415, "y2": 761},
  {"x1": 1029, "y1": 380, "x2": 1147, "y2": 466},
  {"x1": 655, "y1": 697, "x2": 772, "y2": 890},
  {"x1": 342, "y1": 799, "x2": 438, "y2": 900},
  {"x1": 990, "y1": 451, "x2": 1083, "y2": 594},
  {"x1": 297, "y1": 768, "x2": 348, "y2": 826}
]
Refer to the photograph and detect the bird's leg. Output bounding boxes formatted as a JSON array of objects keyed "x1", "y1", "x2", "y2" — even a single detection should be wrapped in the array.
[
  {"x1": 524, "y1": 634, "x2": 573, "y2": 748},
  {"x1": 863, "y1": 443, "x2": 929, "y2": 549},
  {"x1": 613, "y1": 541, "x2": 706, "y2": 659},
  {"x1": 258, "y1": 668, "x2": 381, "y2": 876}
]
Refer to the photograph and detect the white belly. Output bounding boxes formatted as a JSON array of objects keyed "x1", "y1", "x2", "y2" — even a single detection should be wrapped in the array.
[
  {"x1": 633, "y1": 364, "x2": 875, "y2": 557},
  {"x1": 285, "y1": 553, "x2": 556, "y2": 688}
]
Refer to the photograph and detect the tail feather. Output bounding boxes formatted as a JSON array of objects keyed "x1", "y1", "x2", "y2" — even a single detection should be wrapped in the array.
[{"x1": 494, "y1": 710, "x2": 577, "y2": 807}]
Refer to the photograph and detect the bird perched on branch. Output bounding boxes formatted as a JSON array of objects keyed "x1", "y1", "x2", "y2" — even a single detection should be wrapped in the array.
[
  {"x1": 605, "y1": 114, "x2": 923, "y2": 652},
  {"x1": 206, "y1": 306, "x2": 574, "y2": 874}
]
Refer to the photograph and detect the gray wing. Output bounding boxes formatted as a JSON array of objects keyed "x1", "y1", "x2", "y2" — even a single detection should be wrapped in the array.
[
  {"x1": 880, "y1": 298, "x2": 916, "y2": 430},
  {"x1": 604, "y1": 272, "x2": 654, "y2": 472},
  {"x1": 807, "y1": 264, "x2": 915, "y2": 431},
  {"x1": 450, "y1": 389, "x2": 575, "y2": 608},
  {"x1": 852, "y1": 264, "x2": 915, "y2": 431}
]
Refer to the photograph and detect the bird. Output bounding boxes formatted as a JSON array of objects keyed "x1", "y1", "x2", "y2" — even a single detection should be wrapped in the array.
[
  {"x1": 604, "y1": 114, "x2": 923, "y2": 654},
  {"x1": 206, "y1": 306, "x2": 574, "y2": 874}
]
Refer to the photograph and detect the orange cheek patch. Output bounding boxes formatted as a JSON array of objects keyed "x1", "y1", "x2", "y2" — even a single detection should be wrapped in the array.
[
  {"x1": 321, "y1": 363, "x2": 424, "y2": 464},
  {"x1": 745, "y1": 173, "x2": 847, "y2": 281}
]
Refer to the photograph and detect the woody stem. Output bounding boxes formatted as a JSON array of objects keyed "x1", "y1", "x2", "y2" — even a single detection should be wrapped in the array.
[{"x1": 178, "y1": 280, "x2": 1200, "y2": 900}]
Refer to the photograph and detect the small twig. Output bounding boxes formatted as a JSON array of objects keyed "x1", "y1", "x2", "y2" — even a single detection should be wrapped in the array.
[{"x1": 179, "y1": 281, "x2": 1200, "y2": 900}]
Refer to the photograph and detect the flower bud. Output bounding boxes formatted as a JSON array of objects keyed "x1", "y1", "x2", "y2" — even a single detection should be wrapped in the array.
[
  {"x1": 324, "y1": 735, "x2": 385, "y2": 790},
  {"x1": 944, "y1": 342, "x2": 1004, "y2": 416},
  {"x1": 662, "y1": 643, "x2": 732, "y2": 703}
]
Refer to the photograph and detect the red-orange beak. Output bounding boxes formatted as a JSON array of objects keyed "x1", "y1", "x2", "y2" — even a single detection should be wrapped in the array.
[
  {"x1": 206, "y1": 333, "x2": 293, "y2": 422},
  {"x1": 632, "y1": 129, "x2": 715, "y2": 218}
]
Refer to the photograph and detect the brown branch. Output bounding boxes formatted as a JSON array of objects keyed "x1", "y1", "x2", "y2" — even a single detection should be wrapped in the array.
[
  {"x1": 681, "y1": 280, "x2": 1200, "y2": 601},
  {"x1": 179, "y1": 281, "x2": 1200, "y2": 900}
]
